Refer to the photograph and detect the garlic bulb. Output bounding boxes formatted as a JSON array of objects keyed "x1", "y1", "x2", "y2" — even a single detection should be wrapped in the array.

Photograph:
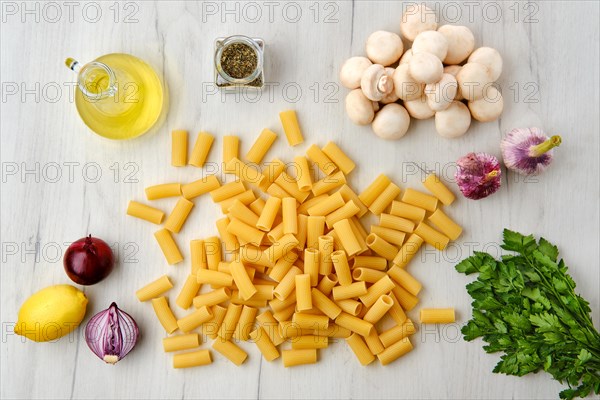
[
  {"x1": 501, "y1": 127, "x2": 562, "y2": 176},
  {"x1": 455, "y1": 152, "x2": 502, "y2": 200}
]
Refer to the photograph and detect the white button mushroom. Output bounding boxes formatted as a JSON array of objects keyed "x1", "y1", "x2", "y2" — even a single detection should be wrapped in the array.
[
  {"x1": 399, "y1": 49, "x2": 413, "y2": 65},
  {"x1": 411, "y1": 31, "x2": 448, "y2": 61},
  {"x1": 437, "y1": 25, "x2": 475, "y2": 64},
  {"x1": 435, "y1": 101, "x2": 472, "y2": 138},
  {"x1": 400, "y1": 4, "x2": 437, "y2": 41},
  {"x1": 468, "y1": 85, "x2": 504, "y2": 122},
  {"x1": 361, "y1": 64, "x2": 393, "y2": 101},
  {"x1": 404, "y1": 95, "x2": 435, "y2": 120},
  {"x1": 456, "y1": 62, "x2": 493, "y2": 101},
  {"x1": 409, "y1": 52, "x2": 443, "y2": 84},
  {"x1": 339, "y1": 57, "x2": 373, "y2": 89},
  {"x1": 380, "y1": 68, "x2": 400, "y2": 104},
  {"x1": 392, "y1": 63, "x2": 424, "y2": 101},
  {"x1": 365, "y1": 31, "x2": 404, "y2": 66},
  {"x1": 425, "y1": 73, "x2": 458, "y2": 112},
  {"x1": 443, "y1": 65, "x2": 463, "y2": 100},
  {"x1": 468, "y1": 47, "x2": 503, "y2": 81},
  {"x1": 345, "y1": 89, "x2": 376, "y2": 125},
  {"x1": 372, "y1": 103, "x2": 411, "y2": 140}
]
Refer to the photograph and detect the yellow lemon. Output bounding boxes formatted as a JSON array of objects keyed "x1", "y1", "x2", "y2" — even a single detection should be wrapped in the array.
[{"x1": 15, "y1": 284, "x2": 88, "y2": 342}]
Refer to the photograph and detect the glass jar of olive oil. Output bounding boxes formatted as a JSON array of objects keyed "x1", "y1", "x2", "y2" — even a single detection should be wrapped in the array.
[{"x1": 214, "y1": 35, "x2": 264, "y2": 90}]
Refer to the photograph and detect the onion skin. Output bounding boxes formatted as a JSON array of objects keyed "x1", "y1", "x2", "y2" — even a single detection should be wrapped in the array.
[
  {"x1": 455, "y1": 152, "x2": 502, "y2": 200},
  {"x1": 64, "y1": 235, "x2": 114, "y2": 285}
]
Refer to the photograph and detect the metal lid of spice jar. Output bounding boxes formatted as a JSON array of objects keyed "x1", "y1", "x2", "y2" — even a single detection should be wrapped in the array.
[{"x1": 214, "y1": 35, "x2": 264, "y2": 89}]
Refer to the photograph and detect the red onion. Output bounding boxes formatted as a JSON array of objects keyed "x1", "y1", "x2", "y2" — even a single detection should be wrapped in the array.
[
  {"x1": 64, "y1": 235, "x2": 114, "y2": 285},
  {"x1": 501, "y1": 127, "x2": 562, "y2": 175},
  {"x1": 455, "y1": 152, "x2": 502, "y2": 200},
  {"x1": 85, "y1": 303, "x2": 139, "y2": 364}
]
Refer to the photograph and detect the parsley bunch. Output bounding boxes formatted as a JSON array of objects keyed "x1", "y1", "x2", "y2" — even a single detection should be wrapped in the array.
[{"x1": 456, "y1": 229, "x2": 600, "y2": 399}]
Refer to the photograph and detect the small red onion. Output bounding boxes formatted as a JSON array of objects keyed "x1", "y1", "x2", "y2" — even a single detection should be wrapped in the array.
[
  {"x1": 501, "y1": 127, "x2": 562, "y2": 176},
  {"x1": 85, "y1": 303, "x2": 139, "y2": 364},
  {"x1": 64, "y1": 235, "x2": 114, "y2": 285},
  {"x1": 455, "y1": 152, "x2": 502, "y2": 200}
]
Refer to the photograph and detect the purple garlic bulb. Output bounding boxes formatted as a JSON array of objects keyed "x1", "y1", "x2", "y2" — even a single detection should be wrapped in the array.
[
  {"x1": 501, "y1": 127, "x2": 562, "y2": 176},
  {"x1": 455, "y1": 152, "x2": 502, "y2": 200}
]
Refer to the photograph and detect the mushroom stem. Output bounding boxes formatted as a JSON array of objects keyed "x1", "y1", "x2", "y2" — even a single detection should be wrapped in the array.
[
  {"x1": 529, "y1": 135, "x2": 562, "y2": 157},
  {"x1": 377, "y1": 75, "x2": 389, "y2": 93}
]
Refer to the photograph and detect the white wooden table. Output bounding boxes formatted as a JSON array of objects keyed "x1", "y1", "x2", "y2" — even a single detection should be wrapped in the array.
[{"x1": 1, "y1": 1, "x2": 598, "y2": 399}]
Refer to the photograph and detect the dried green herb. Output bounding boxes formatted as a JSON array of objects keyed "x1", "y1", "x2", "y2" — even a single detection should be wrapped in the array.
[
  {"x1": 220, "y1": 43, "x2": 257, "y2": 79},
  {"x1": 456, "y1": 229, "x2": 600, "y2": 399}
]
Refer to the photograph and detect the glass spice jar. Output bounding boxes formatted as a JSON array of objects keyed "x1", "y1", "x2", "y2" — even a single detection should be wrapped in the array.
[{"x1": 214, "y1": 35, "x2": 264, "y2": 90}]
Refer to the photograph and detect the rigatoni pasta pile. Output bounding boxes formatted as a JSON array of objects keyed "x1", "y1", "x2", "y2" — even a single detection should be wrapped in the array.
[{"x1": 128, "y1": 109, "x2": 460, "y2": 369}]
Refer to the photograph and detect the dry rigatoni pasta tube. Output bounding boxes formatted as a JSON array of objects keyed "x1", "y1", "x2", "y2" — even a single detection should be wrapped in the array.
[
  {"x1": 350, "y1": 216, "x2": 369, "y2": 241},
  {"x1": 346, "y1": 333, "x2": 375, "y2": 365},
  {"x1": 189, "y1": 131, "x2": 214, "y2": 167},
  {"x1": 331, "y1": 250, "x2": 352, "y2": 286},
  {"x1": 363, "y1": 294, "x2": 394, "y2": 324},
  {"x1": 219, "y1": 262, "x2": 256, "y2": 281},
  {"x1": 423, "y1": 173, "x2": 455, "y2": 205},
  {"x1": 370, "y1": 225, "x2": 406, "y2": 247},
  {"x1": 136, "y1": 275, "x2": 173, "y2": 302},
  {"x1": 276, "y1": 173, "x2": 310, "y2": 203},
  {"x1": 338, "y1": 185, "x2": 369, "y2": 217},
  {"x1": 295, "y1": 274, "x2": 312, "y2": 311},
  {"x1": 273, "y1": 266, "x2": 302, "y2": 300},
  {"x1": 332, "y1": 282, "x2": 368, "y2": 300},
  {"x1": 282, "y1": 349, "x2": 317, "y2": 367},
  {"x1": 202, "y1": 305, "x2": 227, "y2": 339},
  {"x1": 163, "y1": 333, "x2": 201, "y2": 352},
  {"x1": 304, "y1": 248, "x2": 320, "y2": 286},
  {"x1": 388, "y1": 266, "x2": 422, "y2": 296},
  {"x1": 369, "y1": 183, "x2": 401, "y2": 215},
  {"x1": 269, "y1": 251, "x2": 298, "y2": 282},
  {"x1": 266, "y1": 183, "x2": 289, "y2": 199},
  {"x1": 336, "y1": 299, "x2": 363, "y2": 316},
  {"x1": 245, "y1": 128, "x2": 277, "y2": 163},
  {"x1": 239, "y1": 245, "x2": 274, "y2": 268},
  {"x1": 360, "y1": 275, "x2": 396, "y2": 308},
  {"x1": 203, "y1": 236, "x2": 222, "y2": 270},
  {"x1": 176, "y1": 274, "x2": 202, "y2": 309},
  {"x1": 388, "y1": 292, "x2": 408, "y2": 324},
  {"x1": 393, "y1": 233, "x2": 424, "y2": 268},
  {"x1": 380, "y1": 319, "x2": 416, "y2": 347},
  {"x1": 269, "y1": 292, "x2": 297, "y2": 312},
  {"x1": 292, "y1": 313, "x2": 329, "y2": 330},
  {"x1": 297, "y1": 194, "x2": 328, "y2": 215},
  {"x1": 223, "y1": 135, "x2": 240, "y2": 171},
  {"x1": 307, "y1": 192, "x2": 344, "y2": 216},
  {"x1": 352, "y1": 267, "x2": 387, "y2": 283},
  {"x1": 164, "y1": 197, "x2": 194, "y2": 233},
  {"x1": 218, "y1": 303, "x2": 243, "y2": 340},
  {"x1": 261, "y1": 158, "x2": 285, "y2": 187},
  {"x1": 311, "y1": 170, "x2": 346, "y2": 196},
  {"x1": 282, "y1": 197, "x2": 298, "y2": 235},
  {"x1": 294, "y1": 156, "x2": 313, "y2": 192},
  {"x1": 313, "y1": 323, "x2": 351, "y2": 338},
  {"x1": 311, "y1": 288, "x2": 342, "y2": 319},
  {"x1": 210, "y1": 181, "x2": 246, "y2": 202},
  {"x1": 256, "y1": 310, "x2": 285, "y2": 346},
  {"x1": 377, "y1": 337, "x2": 413, "y2": 365},
  {"x1": 366, "y1": 233, "x2": 398, "y2": 261},
  {"x1": 389, "y1": 200, "x2": 426, "y2": 222},
  {"x1": 264, "y1": 233, "x2": 298, "y2": 263},
  {"x1": 173, "y1": 350, "x2": 212, "y2": 368},
  {"x1": 227, "y1": 217, "x2": 265, "y2": 246},
  {"x1": 219, "y1": 190, "x2": 257, "y2": 213},
  {"x1": 402, "y1": 188, "x2": 438, "y2": 211},
  {"x1": 317, "y1": 273, "x2": 338, "y2": 295},
  {"x1": 154, "y1": 228, "x2": 184, "y2": 264},
  {"x1": 127, "y1": 201, "x2": 165, "y2": 224},
  {"x1": 256, "y1": 196, "x2": 281, "y2": 231},
  {"x1": 380, "y1": 213, "x2": 415, "y2": 233},
  {"x1": 228, "y1": 199, "x2": 259, "y2": 227},
  {"x1": 428, "y1": 208, "x2": 462, "y2": 240},
  {"x1": 364, "y1": 330, "x2": 385, "y2": 355},
  {"x1": 249, "y1": 197, "x2": 266, "y2": 215},
  {"x1": 420, "y1": 308, "x2": 455, "y2": 323},
  {"x1": 212, "y1": 339, "x2": 248, "y2": 365},
  {"x1": 322, "y1": 142, "x2": 355, "y2": 174},
  {"x1": 392, "y1": 284, "x2": 419, "y2": 311},
  {"x1": 230, "y1": 260, "x2": 257, "y2": 300},
  {"x1": 233, "y1": 305, "x2": 258, "y2": 341},
  {"x1": 171, "y1": 129, "x2": 187, "y2": 167},
  {"x1": 181, "y1": 175, "x2": 220, "y2": 200},
  {"x1": 333, "y1": 219, "x2": 362, "y2": 257},
  {"x1": 196, "y1": 269, "x2": 233, "y2": 287},
  {"x1": 250, "y1": 284, "x2": 274, "y2": 300},
  {"x1": 250, "y1": 327, "x2": 280, "y2": 361},
  {"x1": 291, "y1": 335, "x2": 328, "y2": 350},
  {"x1": 230, "y1": 292, "x2": 266, "y2": 308},
  {"x1": 226, "y1": 157, "x2": 264, "y2": 186},
  {"x1": 351, "y1": 256, "x2": 388, "y2": 271},
  {"x1": 215, "y1": 217, "x2": 239, "y2": 253},
  {"x1": 177, "y1": 306, "x2": 213, "y2": 333},
  {"x1": 193, "y1": 287, "x2": 231, "y2": 308},
  {"x1": 279, "y1": 110, "x2": 304, "y2": 146},
  {"x1": 306, "y1": 216, "x2": 325, "y2": 249},
  {"x1": 318, "y1": 235, "x2": 334, "y2": 275},
  {"x1": 359, "y1": 174, "x2": 391, "y2": 207},
  {"x1": 151, "y1": 296, "x2": 179, "y2": 334},
  {"x1": 414, "y1": 222, "x2": 449, "y2": 251},
  {"x1": 295, "y1": 214, "x2": 308, "y2": 250},
  {"x1": 145, "y1": 183, "x2": 181, "y2": 200},
  {"x1": 335, "y1": 312, "x2": 373, "y2": 336},
  {"x1": 325, "y1": 200, "x2": 360, "y2": 228},
  {"x1": 306, "y1": 144, "x2": 337, "y2": 175}
]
